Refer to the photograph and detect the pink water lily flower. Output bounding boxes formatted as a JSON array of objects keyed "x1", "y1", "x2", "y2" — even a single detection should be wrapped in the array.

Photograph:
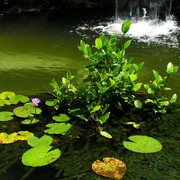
[{"x1": 31, "y1": 98, "x2": 40, "y2": 106}]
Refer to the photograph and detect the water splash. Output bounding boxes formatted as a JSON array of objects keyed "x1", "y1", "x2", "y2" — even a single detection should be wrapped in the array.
[{"x1": 75, "y1": 0, "x2": 179, "y2": 47}]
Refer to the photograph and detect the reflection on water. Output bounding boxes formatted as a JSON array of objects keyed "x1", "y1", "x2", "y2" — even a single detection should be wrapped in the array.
[{"x1": 0, "y1": 11, "x2": 179, "y2": 102}]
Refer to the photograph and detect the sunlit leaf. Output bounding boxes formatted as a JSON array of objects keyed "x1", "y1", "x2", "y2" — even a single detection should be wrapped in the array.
[
  {"x1": 21, "y1": 118, "x2": 40, "y2": 125},
  {"x1": 13, "y1": 106, "x2": 41, "y2": 118},
  {"x1": 123, "y1": 135, "x2": 162, "y2": 153},
  {"x1": 17, "y1": 131, "x2": 34, "y2": 141},
  {"x1": 0, "y1": 132, "x2": 18, "y2": 144},
  {"x1": 95, "y1": 38, "x2": 102, "y2": 49},
  {"x1": 27, "y1": 135, "x2": 53, "y2": 147},
  {"x1": 99, "y1": 112, "x2": 110, "y2": 124},
  {"x1": 100, "y1": 131, "x2": 113, "y2": 139},
  {"x1": 52, "y1": 114, "x2": 70, "y2": 122},
  {"x1": 44, "y1": 123, "x2": 72, "y2": 135},
  {"x1": 0, "y1": 91, "x2": 15, "y2": 100},
  {"x1": 22, "y1": 146, "x2": 61, "y2": 167},
  {"x1": 121, "y1": 20, "x2": 131, "y2": 34},
  {"x1": 92, "y1": 157, "x2": 127, "y2": 179},
  {"x1": 0, "y1": 111, "x2": 14, "y2": 121},
  {"x1": 134, "y1": 100, "x2": 142, "y2": 109}
]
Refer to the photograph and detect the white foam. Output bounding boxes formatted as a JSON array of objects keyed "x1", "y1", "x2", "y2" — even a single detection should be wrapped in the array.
[{"x1": 76, "y1": 16, "x2": 179, "y2": 47}]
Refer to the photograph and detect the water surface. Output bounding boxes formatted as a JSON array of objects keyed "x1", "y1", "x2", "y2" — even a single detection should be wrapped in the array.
[{"x1": 0, "y1": 10, "x2": 179, "y2": 102}]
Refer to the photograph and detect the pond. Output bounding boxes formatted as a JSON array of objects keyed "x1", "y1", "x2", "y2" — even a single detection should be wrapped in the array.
[
  {"x1": 0, "y1": 9, "x2": 180, "y2": 180},
  {"x1": 0, "y1": 9, "x2": 179, "y2": 99}
]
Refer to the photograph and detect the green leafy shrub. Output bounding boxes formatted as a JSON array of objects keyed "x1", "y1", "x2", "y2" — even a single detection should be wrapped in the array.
[{"x1": 47, "y1": 20, "x2": 178, "y2": 131}]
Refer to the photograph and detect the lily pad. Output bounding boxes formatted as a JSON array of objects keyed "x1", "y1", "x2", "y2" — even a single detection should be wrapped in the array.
[
  {"x1": 27, "y1": 135, "x2": 53, "y2": 147},
  {"x1": 0, "y1": 131, "x2": 34, "y2": 144},
  {"x1": 22, "y1": 146, "x2": 61, "y2": 167},
  {"x1": 10, "y1": 95, "x2": 30, "y2": 104},
  {"x1": 52, "y1": 114, "x2": 70, "y2": 122},
  {"x1": 0, "y1": 92, "x2": 16, "y2": 106},
  {"x1": 44, "y1": 123, "x2": 72, "y2": 135},
  {"x1": 21, "y1": 118, "x2": 40, "y2": 125},
  {"x1": 17, "y1": 131, "x2": 34, "y2": 141},
  {"x1": 0, "y1": 111, "x2": 14, "y2": 121},
  {"x1": 13, "y1": 106, "x2": 41, "y2": 118},
  {"x1": 92, "y1": 157, "x2": 127, "y2": 179},
  {"x1": 0, "y1": 91, "x2": 15, "y2": 99},
  {"x1": 0, "y1": 132, "x2": 18, "y2": 144},
  {"x1": 123, "y1": 135, "x2": 162, "y2": 153}
]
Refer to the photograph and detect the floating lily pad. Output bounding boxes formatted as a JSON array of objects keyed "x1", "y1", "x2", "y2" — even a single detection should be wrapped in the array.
[
  {"x1": 0, "y1": 92, "x2": 16, "y2": 106},
  {"x1": 0, "y1": 131, "x2": 33, "y2": 144},
  {"x1": 0, "y1": 111, "x2": 14, "y2": 121},
  {"x1": 21, "y1": 118, "x2": 40, "y2": 125},
  {"x1": 92, "y1": 157, "x2": 127, "y2": 179},
  {"x1": 10, "y1": 95, "x2": 30, "y2": 104},
  {"x1": 22, "y1": 146, "x2": 61, "y2": 167},
  {"x1": 27, "y1": 135, "x2": 53, "y2": 147},
  {"x1": 17, "y1": 131, "x2": 34, "y2": 141},
  {"x1": 0, "y1": 132, "x2": 18, "y2": 144},
  {"x1": 44, "y1": 123, "x2": 72, "y2": 135},
  {"x1": 52, "y1": 114, "x2": 70, "y2": 122},
  {"x1": 0, "y1": 91, "x2": 15, "y2": 99},
  {"x1": 123, "y1": 135, "x2": 162, "y2": 153},
  {"x1": 13, "y1": 106, "x2": 41, "y2": 118}
]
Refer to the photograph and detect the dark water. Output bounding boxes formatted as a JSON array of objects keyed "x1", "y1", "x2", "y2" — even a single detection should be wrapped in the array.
[
  {"x1": 0, "y1": 10, "x2": 179, "y2": 99},
  {"x1": 0, "y1": 9, "x2": 180, "y2": 180}
]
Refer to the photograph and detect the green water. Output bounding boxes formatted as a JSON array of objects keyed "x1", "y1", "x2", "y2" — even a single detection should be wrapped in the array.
[
  {"x1": 0, "y1": 10, "x2": 179, "y2": 180},
  {"x1": 0, "y1": 12, "x2": 179, "y2": 101}
]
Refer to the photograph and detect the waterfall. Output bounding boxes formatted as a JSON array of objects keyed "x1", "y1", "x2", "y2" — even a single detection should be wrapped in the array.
[
  {"x1": 76, "y1": 0, "x2": 179, "y2": 47},
  {"x1": 115, "y1": 0, "x2": 173, "y2": 21}
]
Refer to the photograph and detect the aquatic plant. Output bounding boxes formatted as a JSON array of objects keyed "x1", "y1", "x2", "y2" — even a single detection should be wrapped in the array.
[
  {"x1": 22, "y1": 135, "x2": 61, "y2": 167},
  {"x1": 13, "y1": 104, "x2": 41, "y2": 118},
  {"x1": 0, "y1": 91, "x2": 29, "y2": 106},
  {"x1": 47, "y1": 20, "x2": 178, "y2": 138},
  {"x1": 92, "y1": 157, "x2": 127, "y2": 179},
  {"x1": 123, "y1": 135, "x2": 162, "y2": 153},
  {"x1": 44, "y1": 123, "x2": 72, "y2": 135},
  {"x1": 0, "y1": 111, "x2": 14, "y2": 121},
  {"x1": 0, "y1": 131, "x2": 34, "y2": 144},
  {"x1": 31, "y1": 97, "x2": 41, "y2": 106}
]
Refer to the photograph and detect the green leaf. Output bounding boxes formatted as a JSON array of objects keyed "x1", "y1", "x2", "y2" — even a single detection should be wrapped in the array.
[
  {"x1": 134, "y1": 100, "x2": 142, "y2": 109},
  {"x1": 123, "y1": 40, "x2": 131, "y2": 49},
  {"x1": 21, "y1": 118, "x2": 40, "y2": 125},
  {"x1": 27, "y1": 135, "x2": 53, "y2": 147},
  {"x1": 92, "y1": 105, "x2": 101, "y2": 113},
  {"x1": 52, "y1": 114, "x2": 70, "y2": 122},
  {"x1": 99, "y1": 112, "x2": 110, "y2": 124},
  {"x1": 0, "y1": 91, "x2": 15, "y2": 100},
  {"x1": 44, "y1": 123, "x2": 72, "y2": 135},
  {"x1": 95, "y1": 38, "x2": 102, "y2": 49},
  {"x1": 45, "y1": 99, "x2": 57, "y2": 107},
  {"x1": 170, "y1": 94, "x2": 177, "y2": 103},
  {"x1": 22, "y1": 146, "x2": 61, "y2": 167},
  {"x1": 133, "y1": 83, "x2": 142, "y2": 91},
  {"x1": 124, "y1": 122, "x2": 140, "y2": 129},
  {"x1": 123, "y1": 135, "x2": 162, "y2": 153},
  {"x1": 129, "y1": 74, "x2": 137, "y2": 81},
  {"x1": 10, "y1": 95, "x2": 30, "y2": 104},
  {"x1": 0, "y1": 111, "x2": 14, "y2": 121},
  {"x1": 13, "y1": 106, "x2": 41, "y2": 118},
  {"x1": 166, "y1": 62, "x2": 174, "y2": 75},
  {"x1": 100, "y1": 131, "x2": 113, "y2": 139},
  {"x1": 121, "y1": 20, "x2": 132, "y2": 34}
]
